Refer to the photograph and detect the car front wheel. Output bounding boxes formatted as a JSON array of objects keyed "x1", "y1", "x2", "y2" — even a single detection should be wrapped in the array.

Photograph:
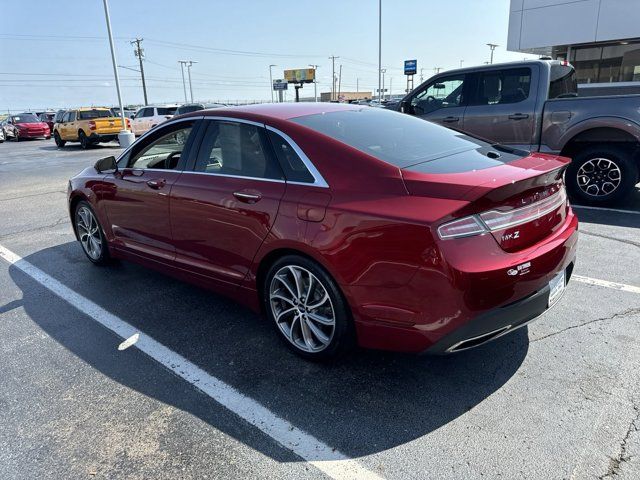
[
  {"x1": 54, "y1": 131, "x2": 66, "y2": 148},
  {"x1": 74, "y1": 201, "x2": 110, "y2": 265},
  {"x1": 263, "y1": 255, "x2": 354, "y2": 361}
]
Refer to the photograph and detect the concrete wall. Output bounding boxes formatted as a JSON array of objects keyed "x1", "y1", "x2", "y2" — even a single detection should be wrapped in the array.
[{"x1": 508, "y1": 0, "x2": 640, "y2": 53}]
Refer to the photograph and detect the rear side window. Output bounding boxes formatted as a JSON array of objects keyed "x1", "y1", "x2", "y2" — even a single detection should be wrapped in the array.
[
  {"x1": 267, "y1": 130, "x2": 314, "y2": 183},
  {"x1": 176, "y1": 105, "x2": 203, "y2": 115},
  {"x1": 549, "y1": 65, "x2": 578, "y2": 98},
  {"x1": 157, "y1": 107, "x2": 177, "y2": 116},
  {"x1": 194, "y1": 121, "x2": 284, "y2": 180},
  {"x1": 471, "y1": 68, "x2": 531, "y2": 105}
]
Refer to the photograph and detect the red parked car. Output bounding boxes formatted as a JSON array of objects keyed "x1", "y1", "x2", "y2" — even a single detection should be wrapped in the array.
[
  {"x1": 67, "y1": 104, "x2": 578, "y2": 360},
  {"x1": 2, "y1": 113, "x2": 51, "y2": 141}
]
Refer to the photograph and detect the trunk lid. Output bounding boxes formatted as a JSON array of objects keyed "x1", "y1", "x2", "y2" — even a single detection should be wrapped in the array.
[{"x1": 402, "y1": 151, "x2": 570, "y2": 252}]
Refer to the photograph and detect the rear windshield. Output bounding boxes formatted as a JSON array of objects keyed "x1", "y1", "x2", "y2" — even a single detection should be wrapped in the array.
[
  {"x1": 549, "y1": 64, "x2": 578, "y2": 99},
  {"x1": 291, "y1": 107, "x2": 518, "y2": 171},
  {"x1": 157, "y1": 107, "x2": 177, "y2": 115},
  {"x1": 78, "y1": 109, "x2": 112, "y2": 120},
  {"x1": 12, "y1": 114, "x2": 39, "y2": 123}
]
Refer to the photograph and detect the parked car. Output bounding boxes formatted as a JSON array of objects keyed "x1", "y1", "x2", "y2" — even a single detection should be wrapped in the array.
[
  {"x1": 395, "y1": 59, "x2": 640, "y2": 206},
  {"x1": 38, "y1": 112, "x2": 56, "y2": 133},
  {"x1": 68, "y1": 103, "x2": 577, "y2": 360},
  {"x1": 174, "y1": 103, "x2": 226, "y2": 116},
  {"x1": 54, "y1": 107, "x2": 129, "y2": 149},
  {"x1": 130, "y1": 105, "x2": 179, "y2": 136},
  {"x1": 1, "y1": 113, "x2": 50, "y2": 141},
  {"x1": 111, "y1": 107, "x2": 137, "y2": 119}
]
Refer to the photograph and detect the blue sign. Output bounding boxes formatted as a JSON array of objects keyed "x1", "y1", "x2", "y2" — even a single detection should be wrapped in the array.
[
  {"x1": 273, "y1": 80, "x2": 288, "y2": 91},
  {"x1": 404, "y1": 59, "x2": 417, "y2": 76}
]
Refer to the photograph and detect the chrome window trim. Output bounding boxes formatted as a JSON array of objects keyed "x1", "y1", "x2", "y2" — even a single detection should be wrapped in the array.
[
  {"x1": 179, "y1": 170, "x2": 286, "y2": 184},
  {"x1": 264, "y1": 125, "x2": 329, "y2": 188}
]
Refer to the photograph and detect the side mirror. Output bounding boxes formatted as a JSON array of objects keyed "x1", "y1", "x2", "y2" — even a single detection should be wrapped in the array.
[{"x1": 94, "y1": 155, "x2": 117, "y2": 173}]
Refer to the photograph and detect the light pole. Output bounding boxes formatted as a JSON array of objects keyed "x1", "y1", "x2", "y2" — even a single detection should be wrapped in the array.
[
  {"x1": 308, "y1": 64, "x2": 318, "y2": 102},
  {"x1": 381, "y1": 69, "x2": 386, "y2": 101},
  {"x1": 378, "y1": 0, "x2": 382, "y2": 103},
  {"x1": 101, "y1": 0, "x2": 133, "y2": 146},
  {"x1": 486, "y1": 43, "x2": 498, "y2": 64},
  {"x1": 186, "y1": 61, "x2": 197, "y2": 102},
  {"x1": 178, "y1": 61, "x2": 188, "y2": 103},
  {"x1": 269, "y1": 64, "x2": 276, "y2": 102}
]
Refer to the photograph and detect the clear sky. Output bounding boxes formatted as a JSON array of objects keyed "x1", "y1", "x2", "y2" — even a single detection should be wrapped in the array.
[{"x1": 0, "y1": 0, "x2": 535, "y2": 111}]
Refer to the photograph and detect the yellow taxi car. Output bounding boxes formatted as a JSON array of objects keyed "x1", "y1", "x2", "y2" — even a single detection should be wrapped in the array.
[{"x1": 53, "y1": 108, "x2": 130, "y2": 149}]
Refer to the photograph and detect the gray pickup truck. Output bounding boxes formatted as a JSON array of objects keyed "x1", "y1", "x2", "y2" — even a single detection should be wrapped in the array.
[{"x1": 395, "y1": 60, "x2": 640, "y2": 206}]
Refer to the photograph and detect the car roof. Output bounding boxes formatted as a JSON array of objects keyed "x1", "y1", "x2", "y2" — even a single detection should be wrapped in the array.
[{"x1": 191, "y1": 102, "x2": 362, "y2": 121}]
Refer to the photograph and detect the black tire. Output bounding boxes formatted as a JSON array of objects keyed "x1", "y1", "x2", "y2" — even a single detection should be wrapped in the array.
[
  {"x1": 566, "y1": 145, "x2": 639, "y2": 206},
  {"x1": 79, "y1": 130, "x2": 90, "y2": 150},
  {"x1": 13, "y1": 130, "x2": 19, "y2": 142},
  {"x1": 73, "y1": 200, "x2": 111, "y2": 266},
  {"x1": 54, "y1": 131, "x2": 65, "y2": 148},
  {"x1": 262, "y1": 254, "x2": 355, "y2": 361}
]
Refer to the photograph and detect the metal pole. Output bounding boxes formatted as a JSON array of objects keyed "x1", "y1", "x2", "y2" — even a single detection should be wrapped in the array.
[
  {"x1": 337, "y1": 65, "x2": 342, "y2": 102},
  {"x1": 460, "y1": 59, "x2": 464, "y2": 68},
  {"x1": 329, "y1": 56, "x2": 338, "y2": 101},
  {"x1": 487, "y1": 43, "x2": 498, "y2": 64},
  {"x1": 178, "y1": 61, "x2": 188, "y2": 103},
  {"x1": 356, "y1": 77, "x2": 359, "y2": 92},
  {"x1": 131, "y1": 38, "x2": 148, "y2": 105},
  {"x1": 389, "y1": 77, "x2": 392, "y2": 100},
  {"x1": 381, "y1": 69, "x2": 386, "y2": 101},
  {"x1": 378, "y1": 0, "x2": 382, "y2": 103},
  {"x1": 187, "y1": 61, "x2": 196, "y2": 102},
  {"x1": 309, "y1": 64, "x2": 318, "y2": 102},
  {"x1": 102, "y1": 0, "x2": 127, "y2": 131},
  {"x1": 269, "y1": 64, "x2": 276, "y2": 102}
]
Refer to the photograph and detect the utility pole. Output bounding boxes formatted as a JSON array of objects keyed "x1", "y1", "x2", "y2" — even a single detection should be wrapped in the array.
[
  {"x1": 308, "y1": 64, "x2": 318, "y2": 102},
  {"x1": 131, "y1": 38, "x2": 148, "y2": 106},
  {"x1": 434, "y1": 67, "x2": 442, "y2": 74},
  {"x1": 178, "y1": 61, "x2": 188, "y2": 103},
  {"x1": 337, "y1": 64, "x2": 342, "y2": 102},
  {"x1": 487, "y1": 43, "x2": 498, "y2": 64},
  {"x1": 186, "y1": 61, "x2": 197, "y2": 102},
  {"x1": 420, "y1": 68, "x2": 424, "y2": 83},
  {"x1": 381, "y1": 68, "x2": 386, "y2": 100},
  {"x1": 378, "y1": 0, "x2": 382, "y2": 103},
  {"x1": 329, "y1": 55, "x2": 339, "y2": 101},
  {"x1": 269, "y1": 64, "x2": 276, "y2": 102},
  {"x1": 356, "y1": 77, "x2": 359, "y2": 92},
  {"x1": 389, "y1": 77, "x2": 392, "y2": 100}
]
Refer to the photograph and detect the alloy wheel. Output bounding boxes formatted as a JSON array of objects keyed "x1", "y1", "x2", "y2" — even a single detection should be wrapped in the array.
[
  {"x1": 577, "y1": 158, "x2": 622, "y2": 197},
  {"x1": 76, "y1": 206, "x2": 103, "y2": 260},
  {"x1": 269, "y1": 265, "x2": 336, "y2": 353}
]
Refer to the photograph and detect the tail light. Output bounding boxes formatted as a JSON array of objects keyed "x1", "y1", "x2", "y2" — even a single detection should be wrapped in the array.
[
  {"x1": 126, "y1": 118, "x2": 131, "y2": 128},
  {"x1": 88, "y1": 121, "x2": 96, "y2": 131},
  {"x1": 437, "y1": 188, "x2": 567, "y2": 240}
]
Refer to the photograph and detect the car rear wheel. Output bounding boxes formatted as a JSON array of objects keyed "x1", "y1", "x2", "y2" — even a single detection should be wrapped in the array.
[
  {"x1": 79, "y1": 130, "x2": 90, "y2": 149},
  {"x1": 566, "y1": 145, "x2": 639, "y2": 206},
  {"x1": 74, "y1": 201, "x2": 110, "y2": 265},
  {"x1": 54, "y1": 131, "x2": 66, "y2": 148},
  {"x1": 263, "y1": 255, "x2": 355, "y2": 361}
]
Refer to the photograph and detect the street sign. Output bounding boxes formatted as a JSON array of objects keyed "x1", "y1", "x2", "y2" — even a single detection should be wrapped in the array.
[
  {"x1": 284, "y1": 68, "x2": 315, "y2": 83},
  {"x1": 273, "y1": 80, "x2": 288, "y2": 91},
  {"x1": 376, "y1": 88, "x2": 388, "y2": 92},
  {"x1": 404, "y1": 59, "x2": 417, "y2": 76}
]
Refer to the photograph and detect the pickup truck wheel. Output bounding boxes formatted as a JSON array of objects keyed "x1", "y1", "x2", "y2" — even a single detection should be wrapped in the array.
[
  {"x1": 79, "y1": 130, "x2": 90, "y2": 150},
  {"x1": 566, "y1": 145, "x2": 638, "y2": 206},
  {"x1": 54, "y1": 131, "x2": 65, "y2": 148}
]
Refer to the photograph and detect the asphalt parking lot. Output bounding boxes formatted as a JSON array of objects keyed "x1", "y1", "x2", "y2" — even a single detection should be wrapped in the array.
[{"x1": 1, "y1": 138, "x2": 639, "y2": 480}]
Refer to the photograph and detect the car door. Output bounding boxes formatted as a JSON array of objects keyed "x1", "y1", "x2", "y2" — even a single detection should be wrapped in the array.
[
  {"x1": 99, "y1": 119, "x2": 199, "y2": 261},
  {"x1": 131, "y1": 108, "x2": 147, "y2": 135},
  {"x1": 462, "y1": 67, "x2": 538, "y2": 150},
  {"x1": 169, "y1": 119, "x2": 286, "y2": 286},
  {"x1": 406, "y1": 74, "x2": 468, "y2": 129},
  {"x1": 58, "y1": 111, "x2": 70, "y2": 139}
]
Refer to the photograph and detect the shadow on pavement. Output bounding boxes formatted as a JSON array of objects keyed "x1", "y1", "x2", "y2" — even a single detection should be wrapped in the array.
[
  {"x1": 10, "y1": 241, "x2": 529, "y2": 460},
  {"x1": 573, "y1": 205, "x2": 640, "y2": 229},
  {"x1": 39, "y1": 144, "x2": 121, "y2": 152}
]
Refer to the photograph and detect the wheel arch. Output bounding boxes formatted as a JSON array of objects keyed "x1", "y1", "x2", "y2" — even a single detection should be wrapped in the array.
[{"x1": 559, "y1": 121, "x2": 640, "y2": 161}]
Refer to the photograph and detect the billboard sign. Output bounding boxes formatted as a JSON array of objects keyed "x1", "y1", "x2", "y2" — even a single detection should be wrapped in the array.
[
  {"x1": 284, "y1": 68, "x2": 316, "y2": 83},
  {"x1": 404, "y1": 59, "x2": 417, "y2": 75},
  {"x1": 273, "y1": 79, "x2": 288, "y2": 91}
]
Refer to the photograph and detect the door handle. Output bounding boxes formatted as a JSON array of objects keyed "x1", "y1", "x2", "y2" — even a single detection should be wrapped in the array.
[
  {"x1": 508, "y1": 113, "x2": 530, "y2": 120},
  {"x1": 443, "y1": 116, "x2": 459, "y2": 123},
  {"x1": 146, "y1": 179, "x2": 166, "y2": 189},
  {"x1": 233, "y1": 191, "x2": 261, "y2": 203}
]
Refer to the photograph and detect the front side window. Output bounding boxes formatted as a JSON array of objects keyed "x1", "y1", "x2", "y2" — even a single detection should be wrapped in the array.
[
  {"x1": 411, "y1": 75, "x2": 465, "y2": 115},
  {"x1": 471, "y1": 68, "x2": 531, "y2": 105},
  {"x1": 128, "y1": 122, "x2": 195, "y2": 170},
  {"x1": 142, "y1": 108, "x2": 154, "y2": 118},
  {"x1": 194, "y1": 121, "x2": 283, "y2": 180},
  {"x1": 69, "y1": 111, "x2": 77, "y2": 122}
]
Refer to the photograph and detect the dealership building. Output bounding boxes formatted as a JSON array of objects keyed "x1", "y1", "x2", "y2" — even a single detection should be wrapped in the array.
[{"x1": 508, "y1": 0, "x2": 640, "y2": 87}]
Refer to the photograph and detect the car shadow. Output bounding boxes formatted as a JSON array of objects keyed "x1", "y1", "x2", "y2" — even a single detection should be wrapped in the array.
[
  {"x1": 39, "y1": 143, "x2": 121, "y2": 152},
  {"x1": 573, "y1": 205, "x2": 640, "y2": 229},
  {"x1": 10, "y1": 241, "x2": 529, "y2": 460}
]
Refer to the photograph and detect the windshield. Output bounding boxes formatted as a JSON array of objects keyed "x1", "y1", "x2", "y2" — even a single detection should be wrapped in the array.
[
  {"x1": 292, "y1": 107, "x2": 496, "y2": 168},
  {"x1": 12, "y1": 114, "x2": 39, "y2": 123},
  {"x1": 157, "y1": 107, "x2": 177, "y2": 116},
  {"x1": 78, "y1": 109, "x2": 112, "y2": 120}
]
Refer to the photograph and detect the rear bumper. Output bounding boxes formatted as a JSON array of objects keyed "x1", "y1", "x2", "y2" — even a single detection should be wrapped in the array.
[
  {"x1": 88, "y1": 133, "x2": 117, "y2": 142},
  {"x1": 425, "y1": 262, "x2": 573, "y2": 354}
]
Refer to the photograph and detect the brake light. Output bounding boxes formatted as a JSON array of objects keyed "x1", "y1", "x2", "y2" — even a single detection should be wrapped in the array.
[
  {"x1": 437, "y1": 188, "x2": 566, "y2": 240},
  {"x1": 88, "y1": 120, "x2": 96, "y2": 130}
]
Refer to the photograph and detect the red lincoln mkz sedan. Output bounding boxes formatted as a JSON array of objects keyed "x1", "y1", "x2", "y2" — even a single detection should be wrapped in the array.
[{"x1": 68, "y1": 103, "x2": 577, "y2": 360}]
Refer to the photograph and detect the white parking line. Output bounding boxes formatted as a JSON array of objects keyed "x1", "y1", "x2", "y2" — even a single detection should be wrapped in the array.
[
  {"x1": 573, "y1": 275, "x2": 640, "y2": 295},
  {"x1": 572, "y1": 205, "x2": 640, "y2": 215},
  {"x1": 0, "y1": 244, "x2": 383, "y2": 480}
]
